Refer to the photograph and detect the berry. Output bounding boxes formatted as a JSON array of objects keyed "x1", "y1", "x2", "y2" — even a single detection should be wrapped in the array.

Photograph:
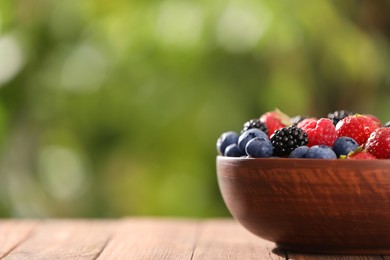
[
  {"x1": 291, "y1": 115, "x2": 307, "y2": 126},
  {"x1": 238, "y1": 128, "x2": 268, "y2": 152},
  {"x1": 332, "y1": 137, "x2": 359, "y2": 157},
  {"x1": 241, "y1": 119, "x2": 268, "y2": 135},
  {"x1": 364, "y1": 114, "x2": 382, "y2": 127},
  {"x1": 224, "y1": 143, "x2": 244, "y2": 157},
  {"x1": 327, "y1": 110, "x2": 353, "y2": 126},
  {"x1": 305, "y1": 145, "x2": 337, "y2": 159},
  {"x1": 216, "y1": 131, "x2": 239, "y2": 155},
  {"x1": 365, "y1": 127, "x2": 390, "y2": 159},
  {"x1": 385, "y1": 121, "x2": 390, "y2": 127},
  {"x1": 270, "y1": 126, "x2": 308, "y2": 156},
  {"x1": 335, "y1": 115, "x2": 379, "y2": 145},
  {"x1": 245, "y1": 137, "x2": 273, "y2": 158},
  {"x1": 289, "y1": 146, "x2": 309, "y2": 158},
  {"x1": 297, "y1": 118, "x2": 317, "y2": 129},
  {"x1": 260, "y1": 109, "x2": 291, "y2": 137},
  {"x1": 299, "y1": 118, "x2": 337, "y2": 147},
  {"x1": 346, "y1": 150, "x2": 376, "y2": 160}
]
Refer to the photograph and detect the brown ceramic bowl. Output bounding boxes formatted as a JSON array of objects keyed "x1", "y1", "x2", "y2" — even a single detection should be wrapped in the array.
[{"x1": 217, "y1": 156, "x2": 390, "y2": 254}]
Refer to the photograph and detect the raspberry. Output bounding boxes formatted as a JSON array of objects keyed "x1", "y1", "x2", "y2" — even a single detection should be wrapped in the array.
[
  {"x1": 327, "y1": 110, "x2": 353, "y2": 126},
  {"x1": 241, "y1": 119, "x2": 268, "y2": 135},
  {"x1": 335, "y1": 115, "x2": 379, "y2": 146},
  {"x1": 270, "y1": 126, "x2": 308, "y2": 156},
  {"x1": 365, "y1": 128, "x2": 390, "y2": 159},
  {"x1": 299, "y1": 118, "x2": 337, "y2": 147},
  {"x1": 260, "y1": 109, "x2": 290, "y2": 137},
  {"x1": 296, "y1": 118, "x2": 317, "y2": 129}
]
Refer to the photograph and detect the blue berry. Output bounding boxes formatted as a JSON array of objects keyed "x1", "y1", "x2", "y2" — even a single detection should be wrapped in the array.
[
  {"x1": 245, "y1": 137, "x2": 273, "y2": 158},
  {"x1": 216, "y1": 131, "x2": 239, "y2": 155},
  {"x1": 333, "y1": 137, "x2": 359, "y2": 157},
  {"x1": 224, "y1": 143, "x2": 244, "y2": 157},
  {"x1": 289, "y1": 146, "x2": 309, "y2": 158},
  {"x1": 306, "y1": 145, "x2": 337, "y2": 159},
  {"x1": 238, "y1": 129, "x2": 268, "y2": 152}
]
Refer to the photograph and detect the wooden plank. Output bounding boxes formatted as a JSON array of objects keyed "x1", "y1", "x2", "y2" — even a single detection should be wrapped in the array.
[
  {"x1": 287, "y1": 252, "x2": 383, "y2": 260},
  {"x1": 192, "y1": 219, "x2": 285, "y2": 260},
  {"x1": 4, "y1": 219, "x2": 112, "y2": 260},
  {"x1": 379, "y1": 256, "x2": 390, "y2": 259},
  {"x1": 0, "y1": 220, "x2": 37, "y2": 258},
  {"x1": 97, "y1": 218, "x2": 198, "y2": 260}
]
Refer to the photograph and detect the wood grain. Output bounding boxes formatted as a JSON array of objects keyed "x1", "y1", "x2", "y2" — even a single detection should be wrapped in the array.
[
  {"x1": 0, "y1": 220, "x2": 37, "y2": 258},
  {"x1": 192, "y1": 219, "x2": 285, "y2": 260},
  {"x1": 4, "y1": 219, "x2": 112, "y2": 260},
  {"x1": 0, "y1": 219, "x2": 388, "y2": 259},
  {"x1": 97, "y1": 218, "x2": 198, "y2": 260}
]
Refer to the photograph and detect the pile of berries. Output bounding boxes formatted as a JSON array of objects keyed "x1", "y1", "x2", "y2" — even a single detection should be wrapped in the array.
[{"x1": 216, "y1": 109, "x2": 390, "y2": 159}]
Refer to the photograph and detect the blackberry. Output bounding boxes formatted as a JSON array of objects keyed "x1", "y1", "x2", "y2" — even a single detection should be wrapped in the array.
[
  {"x1": 241, "y1": 119, "x2": 268, "y2": 135},
  {"x1": 327, "y1": 110, "x2": 353, "y2": 126},
  {"x1": 270, "y1": 126, "x2": 308, "y2": 156}
]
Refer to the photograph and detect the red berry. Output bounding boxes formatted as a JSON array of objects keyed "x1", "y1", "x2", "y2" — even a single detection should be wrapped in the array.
[
  {"x1": 365, "y1": 128, "x2": 390, "y2": 159},
  {"x1": 299, "y1": 118, "x2": 337, "y2": 147},
  {"x1": 297, "y1": 118, "x2": 317, "y2": 129},
  {"x1": 364, "y1": 114, "x2": 382, "y2": 127},
  {"x1": 260, "y1": 109, "x2": 290, "y2": 137},
  {"x1": 335, "y1": 115, "x2": 379, "y2": 145},
  {"x1": 346, "y1": 150, "x2": 376, "y2": 160}
]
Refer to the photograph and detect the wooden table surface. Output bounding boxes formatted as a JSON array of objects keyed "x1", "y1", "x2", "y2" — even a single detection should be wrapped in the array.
[{"x1": 0, "y1": 218, "x2": 387, "y2": 260}]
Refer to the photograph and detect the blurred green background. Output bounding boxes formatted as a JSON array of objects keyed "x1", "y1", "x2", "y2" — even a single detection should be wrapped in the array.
[{"x1": 0, "y1": 0, "x2": 389, "y2": 218}]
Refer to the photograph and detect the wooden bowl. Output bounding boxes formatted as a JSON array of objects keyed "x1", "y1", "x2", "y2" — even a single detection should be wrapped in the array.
[{"x1": 217, "y1": 156, "x2": 390, "y2": 254}]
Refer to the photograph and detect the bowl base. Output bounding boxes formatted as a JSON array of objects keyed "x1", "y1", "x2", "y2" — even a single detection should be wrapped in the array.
[{"x1": 277, "y1": 243, "x2": 390, "y2": 255}]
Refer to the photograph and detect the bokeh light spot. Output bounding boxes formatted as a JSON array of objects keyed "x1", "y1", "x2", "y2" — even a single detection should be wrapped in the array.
[
  {"x1": 61, "y1": 44, "x2": 107, "y2": 93},
  {"x1": 39, "y1": 146, "x2": 89, "y2": 200},
  {"x1": 216, "y1": 3, "x2": 271, "y2": 53},
  {"x1": 0, "y1": 35, "x2": 24, "y2": 86},
  {"x1": 156, "y1": 1, "x2": 203, "y2": 49}
]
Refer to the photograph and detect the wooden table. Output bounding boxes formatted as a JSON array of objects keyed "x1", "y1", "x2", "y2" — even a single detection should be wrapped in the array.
[{"x1": 0, "y1": 218, "x2": 387, "y2": 259}]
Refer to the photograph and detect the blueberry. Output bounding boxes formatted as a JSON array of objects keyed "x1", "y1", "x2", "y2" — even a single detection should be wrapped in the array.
[
  {"x1": 385, "y1": 121, "x2": 390, "y2": 127},
  {"x1": 224, "y1": 143, "x2": 244, "y2": 157},
  {"x1": 245, "y1": 137, "x2": 273, "y2": 158},
  {"x1": 289, "y1": 146, "x2": 309, "y2": 158},
  {"x1": 238, "y1": 129, "x2": 268, "y2": 152},
  {"x1": 333, "y1": 137, "x2": 359, "y2": 157},
  {"x1": 306, "y1": 145, "x2": 337, "y2": 159},
  {"x1": 217, "y1": 131, "x2": 239, "y2": 155}
]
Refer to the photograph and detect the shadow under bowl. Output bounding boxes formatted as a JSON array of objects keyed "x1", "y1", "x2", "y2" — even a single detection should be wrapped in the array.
[{"x1": 217, "y1": 156, "x2": 390, "y2": 254}]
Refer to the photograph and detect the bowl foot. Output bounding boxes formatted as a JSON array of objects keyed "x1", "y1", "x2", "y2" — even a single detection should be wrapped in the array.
[{"x1": 276, "y1": 243, "x2": 390, "y2": 255}]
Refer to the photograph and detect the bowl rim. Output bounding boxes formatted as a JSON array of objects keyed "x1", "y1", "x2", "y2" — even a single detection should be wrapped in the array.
[{"x1": 217, "y1": 155, "x2": 390, "y2": 166}]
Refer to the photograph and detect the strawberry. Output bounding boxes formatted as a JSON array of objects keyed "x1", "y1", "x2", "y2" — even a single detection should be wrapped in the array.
[
  {"x1": 341, "y1": 145, "x2": 377, "y2": 160},
  {"x1": 299, "y1": 118, "x2": 337, "y2": 147},
  {"x1": 260, "y1": 109, "x2": 290, "y2": 137},
  {"x1": 346, "y1": 151, "x2": 376, "y2": 160},
  {"x1": 335, "y1": 115, "x2": 379, "y2": 145},
  {"x1": 365, "y1": 127, "x2": 390, "y2": 159},
  {"x1": 364, "y1": 114, "x2": 382, "y2": 127}
]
